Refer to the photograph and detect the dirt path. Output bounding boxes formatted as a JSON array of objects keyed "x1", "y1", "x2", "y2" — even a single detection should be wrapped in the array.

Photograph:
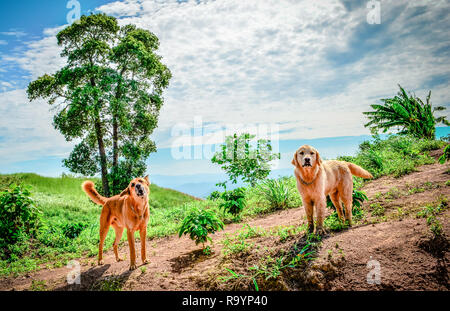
[{"x1": 0, "y1": 159, "x2": 448, "y2": 291}]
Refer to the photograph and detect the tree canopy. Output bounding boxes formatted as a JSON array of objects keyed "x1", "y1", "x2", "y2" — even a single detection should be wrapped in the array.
[{"x1": 27, "y1": 14, "x2": 171, "y2": 195}]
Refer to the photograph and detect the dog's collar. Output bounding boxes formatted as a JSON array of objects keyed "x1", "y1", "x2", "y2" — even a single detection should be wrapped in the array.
[
  {"x1": 297, "y1": 167, "x2": 319, "y2": 185},
  {"x1": 298, "y1": 175, "x2": 316, "y2": 185}
]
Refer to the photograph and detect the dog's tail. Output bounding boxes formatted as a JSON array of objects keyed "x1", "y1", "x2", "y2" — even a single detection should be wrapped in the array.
[
  {"x1": 82, "y1": 181, "x2": 107, "y2": 205},
  {"x1": 346, "y1": 162, "x2": 373, "y2": 179}
]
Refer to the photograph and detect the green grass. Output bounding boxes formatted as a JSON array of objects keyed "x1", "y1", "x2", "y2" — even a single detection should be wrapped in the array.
[{"x1": 338, "y1": 135, "x2": 446, "y2": 186}]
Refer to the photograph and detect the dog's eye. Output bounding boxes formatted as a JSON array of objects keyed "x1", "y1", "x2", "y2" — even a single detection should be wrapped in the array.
[
  {"x1": 131, "y1": 183, "x2": 135, "y2": 187},
  {"x1": 310, "y1": 152, "x2": 315, "y2": 155},
  {"x1": 299, "y1": 152, "x2": 304, "y2": 155}
]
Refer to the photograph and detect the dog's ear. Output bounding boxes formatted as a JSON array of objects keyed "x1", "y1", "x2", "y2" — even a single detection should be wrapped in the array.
[
  {"x1": 316, "y1": 151, "x2": 322, "y2": 166},
  {"x1": 119, "y1": 186, "x2": 130, "y2": 197},
  {"x1": 291, "y1": 152, "x2": 299, "y2": 167},
  {"x1": 144, "y1": 175, "x2": 150, "y2": 185}
]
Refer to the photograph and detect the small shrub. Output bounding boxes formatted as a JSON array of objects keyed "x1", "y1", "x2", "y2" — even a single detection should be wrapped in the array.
[
  {"x1": 178, "y1": 206, "x2": 224, "y2": 249},
  {"x1": 207, "y1": 191, "x2": 221, "y2": 201},
  {"x1": 370, "y1": 203, "x2": 385, "y2": 216},
  {"x1": 219, "y1": 187, "x2": 246, "y2": 216},
  {"x1": 60, "y1": 222, "x2": 88, "y2": 239},
  {"x1": 439, "y1": 145, "x2": 450, "y2": 164},
  {"x1": 0, "y1": 184, "x2": 41, "y2": 259}
]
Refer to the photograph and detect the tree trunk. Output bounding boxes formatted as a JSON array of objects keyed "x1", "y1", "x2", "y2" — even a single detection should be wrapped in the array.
[
  {"x1": 112, "y1": 115, "x2": 119, "y2": 191},
  {"x1": 95, "y1": 115, "x2": 110, "y2": 197}
]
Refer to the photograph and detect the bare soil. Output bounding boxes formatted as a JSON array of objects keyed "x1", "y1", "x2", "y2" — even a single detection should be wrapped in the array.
[{"x1": 0, "y1": 155, "x2": 449, "y2": 291}]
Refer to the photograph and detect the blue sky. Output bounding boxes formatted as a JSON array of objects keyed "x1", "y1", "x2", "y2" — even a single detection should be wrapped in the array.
[{"x1": 0, "y1": 0, "x2": 449, "y2": 196}]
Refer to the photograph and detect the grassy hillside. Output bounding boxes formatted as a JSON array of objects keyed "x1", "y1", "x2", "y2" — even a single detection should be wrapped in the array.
[{"x1": 0, "y1": 134, "x2": 447, "y2": 278}]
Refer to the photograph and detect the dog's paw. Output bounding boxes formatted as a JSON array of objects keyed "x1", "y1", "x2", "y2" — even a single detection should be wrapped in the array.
[
  {"x1": 129, "y1": 263, "x2": 137, "y2": 270},
  {"x1": 315, "y1": 227, "x2": 327, "y2": 236},
  {"x1": 98, "y1": 260, "x2": 105, "y2": 265},
  {"x1": 116, "y1": 257, "x2": 124, "y2": 262},
  {"x1": 142, "y1": 259, "x2": 149, "y2": 265}
]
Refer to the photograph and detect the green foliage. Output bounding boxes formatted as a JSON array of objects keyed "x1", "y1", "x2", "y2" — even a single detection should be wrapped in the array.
[
  {"x1": 439, "y1": 145, "x2": 450, "y2": 164},
  {"x1": 27, "y1": 13, "x2": 172, "y2": 196},
  {"x1": 370, "y1": 203, "x2": 385, "y2": 216},
  {"x1": 257, "y1": 178, "x2": 291, "y2": 210},
  {"x1": 364, "y1": 84, "x2": 449, "y2": 139},
  {"x1": 60, "y1": 222, "x2": 88, "y2": 239},
  {"x1": 416, "y1": 198, "x2": 448, "y2": 237},
  {"x1": 178, "y1": 206, "x2": 224, "y2": 248},
  {"x1": 338, "y1": 135, "x2": 445, "y2": 179},
  {"x1": 207, "y1": 191, "x2": 221, "y2": 201},
  {"x1": 0, "y1": 184, "x2": 41, "y2": 260},
  {"x1": 219, "y1": 187, "x2": 247, "y2": 216},
  {"x1": 211, "y1": 133, "x2": 280, "y2": 187}
]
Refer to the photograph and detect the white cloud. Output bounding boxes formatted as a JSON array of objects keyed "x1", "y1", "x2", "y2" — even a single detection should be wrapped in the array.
[{"x1": 0, "y1": 89, "x2": 74, "y2": 165}]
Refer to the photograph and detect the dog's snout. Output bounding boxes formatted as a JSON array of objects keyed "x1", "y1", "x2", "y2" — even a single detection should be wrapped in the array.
[{"x1": 305, "y1": 158, "x2": 311, "y2": 163}]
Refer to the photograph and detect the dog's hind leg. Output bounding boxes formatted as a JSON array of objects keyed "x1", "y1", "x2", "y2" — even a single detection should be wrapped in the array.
[
  {"x1": 112, "y1": 225, "x2": 124, "y2": 262},
  {"x1": 98, "y1": 209, "x2": 110, "y2": 265},
  {"x1": 342, "y1": 190, "x2": 353, "y2": 226},
  {"x1": 330, "y1": 192, "x2": 344, "y2": 222}
]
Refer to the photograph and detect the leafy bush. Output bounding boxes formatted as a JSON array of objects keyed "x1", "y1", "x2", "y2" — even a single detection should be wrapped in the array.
[
  {"x1": 207, "y1": 191, "x2": 221, "y2": 201},
  {"x1": 257, "y1": 179, "x2": 291, "y2": 210},
  {"x1": 439, "y1": 145, "x2": 450, "y2": 164},
  {"x1": 178, "y1": 206, "x2": 224, "y2": 248},
  {"x1": 219, "y1": 187, "x2": 247, "y2": 216},
  {"x1": 0, "y1": 185, "x2": 41, "y2": 260},
  {"x1": 338, "y1": 135, "x2": 444, "y2": 179},
  {"x1": 60, "y1": 222, "x2": 88, "y2": 239}
]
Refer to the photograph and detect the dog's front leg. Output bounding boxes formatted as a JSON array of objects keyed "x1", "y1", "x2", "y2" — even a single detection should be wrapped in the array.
[
  {"x1": 127, "y1": 229, "x2": 137, "y2": 270},
  {"x1": 303, "y1": 199, "x2": 314, "y2": 233},
  {"x1": 315, "y1": 195, "x2": 327, "y2": 236},
  {"x1": 139, "y1": 226, "x2": 149, "y2": 264}
]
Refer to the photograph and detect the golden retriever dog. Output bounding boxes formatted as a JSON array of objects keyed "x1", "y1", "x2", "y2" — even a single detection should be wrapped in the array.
[
  {"x1": 82, "y1": 176, "x2": 151, "y2": 270},
  {"x1": 292, "y1": 145, "x2": 373, "y2": 235}
]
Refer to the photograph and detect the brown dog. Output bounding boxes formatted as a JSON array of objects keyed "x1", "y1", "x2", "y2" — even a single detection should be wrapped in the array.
[
  {"x1": 292, "y1": 145, "x2": 373, "y2": 235},
  {"x1": 82, "y1": 176, "x2": 151, "y2": 270}
]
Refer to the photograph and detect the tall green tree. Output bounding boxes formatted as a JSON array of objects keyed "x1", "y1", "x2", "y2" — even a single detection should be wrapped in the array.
[
  {"x1": 27, "y1": 14, "x2": 171, "y2": 196},
  {"x1": 363, "y1": 84, "x2": 449, "y2": 139},
  {"x1": 211, "y1": 133, "x2": 280, "y2": 187}
]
